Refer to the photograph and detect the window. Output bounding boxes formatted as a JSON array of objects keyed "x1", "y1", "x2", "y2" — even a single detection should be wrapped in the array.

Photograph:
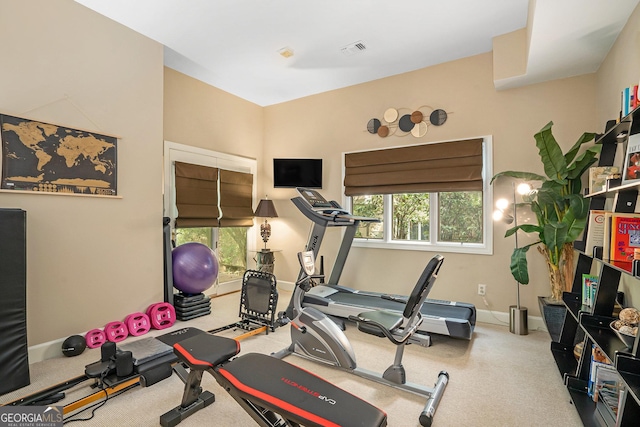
[
  {"x1": 345, "y1": 137, "x2": 493, "y2": 254},
  {"x1": 164, "y1": 141, "x2": 257, "y2": 295}
]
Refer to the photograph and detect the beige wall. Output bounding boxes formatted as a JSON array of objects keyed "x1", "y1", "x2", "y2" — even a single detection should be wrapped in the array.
[
  {"x1": 163, "y1": 68, "x2": 264, "y2": 160},
  {"x1": 263, "y1": 53, "x2": 598, "y2": 316},
  {"x1": 0, "y1": 0, "x2": 164, "y2": 345},
  {"x1": 596, "y1": 3, "x2": 640, "y2": 125}
]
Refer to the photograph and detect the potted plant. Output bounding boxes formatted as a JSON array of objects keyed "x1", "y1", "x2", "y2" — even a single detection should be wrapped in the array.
[{"x1": 491, "y1": 121, "x2": 600, "y2": 307}]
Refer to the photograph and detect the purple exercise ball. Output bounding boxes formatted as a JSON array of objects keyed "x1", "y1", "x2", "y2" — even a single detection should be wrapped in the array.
[{"x1": 172, "y1": 242, "x2": 219, "y2": 295}]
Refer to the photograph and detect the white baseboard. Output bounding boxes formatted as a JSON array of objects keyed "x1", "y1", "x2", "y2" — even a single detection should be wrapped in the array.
[
  {"x1": 29, "y1": 337, "x2": 69, "y2": 364},
  {"x1": 475, "y1": 308, "x2": 548, "y2": 332}
]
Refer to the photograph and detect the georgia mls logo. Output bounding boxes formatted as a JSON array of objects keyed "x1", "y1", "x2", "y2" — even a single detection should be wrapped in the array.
[{"x1": 0, "y1": 406, "x2": 63, "y2": 427}]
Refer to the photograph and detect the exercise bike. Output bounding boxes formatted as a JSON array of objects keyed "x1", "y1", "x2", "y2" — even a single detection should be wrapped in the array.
[{"x1": 273, "y1": 251, "x2": 449, "y2": 427}]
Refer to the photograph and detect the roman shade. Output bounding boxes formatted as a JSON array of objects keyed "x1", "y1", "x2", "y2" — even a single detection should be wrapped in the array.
[
  {"x1": 174, "y1": 163, "x2": 254, "y2": 228},
  {"x1": 344, "y1": 138, "x2": 484, "y2": 196},
  {"x1": 174, "y1": 161, "x2": 220, "y2": 227},
  {"x1": 219, "y1": 169, "x2": 254, "y2": 227}
]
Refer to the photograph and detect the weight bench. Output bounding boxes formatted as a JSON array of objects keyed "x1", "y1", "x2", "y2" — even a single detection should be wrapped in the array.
[{"x1": 160, "y1": 331, "x2": 387, "y2": 427}]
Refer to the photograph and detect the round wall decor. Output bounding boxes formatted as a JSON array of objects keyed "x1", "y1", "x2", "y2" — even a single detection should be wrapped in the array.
[
  {"x1": 367, "y1": 118, "x2": 381, "y2": 134},
  {"x1": 430, "y1": 109, "x2": 447, "y2": 126}
]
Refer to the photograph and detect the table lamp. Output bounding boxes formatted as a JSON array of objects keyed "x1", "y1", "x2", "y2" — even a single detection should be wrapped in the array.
[{"x1": 255, "y1": 197, "x2": 278, "y2": 250}]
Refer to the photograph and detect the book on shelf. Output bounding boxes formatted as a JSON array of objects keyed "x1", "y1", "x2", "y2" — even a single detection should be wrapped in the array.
[
  {"x1": 589, "y1": 345, "x2": 613, "y2": 399},
  {"x1": 581, "y1": 274, "x2": 598, "y2": 307},
  {"x1": 593, "y1": 363, "x2": 623, "y2": 423},
  {"x1": 609, "y1": 212, "x2": 640, "y2": 264},
  {"x1": 622, "y1": 133, "x2": 640, "y2": 185},
  {"x1": 603, "y1": 212, "x2": 614, "y2": 261},
  {"x1": 589, "y1": 166, "x2": 620, "y2": 194},
  {"x1": 585, "y1": 209, "x2": 608, "y2": 257},
  {"x1": 622, "y1": 87, "x2": 630, "y2": 117},
  {"x1": 621, "y1": 85, "x2": 638, "y2": 117}
]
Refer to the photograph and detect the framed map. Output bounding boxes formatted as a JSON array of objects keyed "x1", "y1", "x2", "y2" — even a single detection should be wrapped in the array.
[{"x1": 0, "y1": 114, "x2": 117, "y2": 196}]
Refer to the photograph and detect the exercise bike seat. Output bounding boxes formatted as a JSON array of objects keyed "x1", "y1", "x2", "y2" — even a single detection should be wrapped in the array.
[
  {"x1": 351, "y1": 310, "x2": 403, "y2": 338},
  {"x1": 219, "y1": 353, "x2": 387, "y2": 427}
]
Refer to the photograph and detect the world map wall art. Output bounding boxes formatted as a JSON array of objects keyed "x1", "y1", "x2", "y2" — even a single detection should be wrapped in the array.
[{"x1": 0, "y1": 114, "x2": 117, "y2": 196}]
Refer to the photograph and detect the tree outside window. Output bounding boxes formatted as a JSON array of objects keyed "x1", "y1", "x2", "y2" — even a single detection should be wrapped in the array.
[
  {"x1": 439, "y1": 192, "x2": 483, "y2": 243},
  {"x1": 392, "y1": 193, "x2": 430, "y2": 240},
  {"x1": 352, "y1": 195, "x2": 383, "y2": 239}
]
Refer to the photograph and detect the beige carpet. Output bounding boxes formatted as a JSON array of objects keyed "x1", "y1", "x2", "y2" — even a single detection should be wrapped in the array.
[{"x1": 1, "y1": 290, "x2": 582, "y2": 426}]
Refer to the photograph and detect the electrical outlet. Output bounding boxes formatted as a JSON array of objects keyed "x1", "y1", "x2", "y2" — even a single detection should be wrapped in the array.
[{"x1": 478, "y1": 284, "x2": 486, "y2": 296}]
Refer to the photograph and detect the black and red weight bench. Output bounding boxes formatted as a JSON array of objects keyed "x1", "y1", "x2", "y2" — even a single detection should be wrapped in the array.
[{"x1": 160, "y1": 330, "x2": 387, "y2": 427}]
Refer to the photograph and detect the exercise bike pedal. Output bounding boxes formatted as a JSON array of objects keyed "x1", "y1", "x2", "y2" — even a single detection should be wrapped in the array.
[{"x1": 275, "y1": 311, "x2": 290, "y2": 327}]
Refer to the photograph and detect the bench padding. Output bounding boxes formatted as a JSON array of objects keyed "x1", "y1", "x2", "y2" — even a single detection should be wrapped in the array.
[
  {"x1": 173, "y1": 334, "x2": 240, "y2": 369},
  {"x1": 219, "y1": 353, "x2": 387, "y2": 427}
]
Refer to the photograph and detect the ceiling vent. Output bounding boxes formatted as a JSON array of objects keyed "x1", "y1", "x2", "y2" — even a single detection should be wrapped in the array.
[{"x1": 341, "y1": 40, "x2": 366, "y2": 56}]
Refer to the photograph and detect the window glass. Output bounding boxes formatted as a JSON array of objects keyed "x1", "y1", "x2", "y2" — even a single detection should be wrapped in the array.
[
  {"x1": 392, "y1": 193, "x2": 430, "y2": 241},
  {"x1": 438, "y1": 191, "x2": 483, "y2": 243},
  {"x1": 218, "y1": 227, "x2": 248, "y2": 282},
  {"x1": 352, "y1": 194, "x2": 383, "y2": 239}
]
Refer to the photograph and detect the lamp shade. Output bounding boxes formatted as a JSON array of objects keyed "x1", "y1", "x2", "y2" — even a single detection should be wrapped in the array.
[{"x1": 255, "y1": 199, "x2": 278, "y2": 218}]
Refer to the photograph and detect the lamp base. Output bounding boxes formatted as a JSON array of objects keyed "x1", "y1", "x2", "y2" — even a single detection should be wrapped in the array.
[{"x1": 509, "y1": 305, "x2": 528, "y2": 335}]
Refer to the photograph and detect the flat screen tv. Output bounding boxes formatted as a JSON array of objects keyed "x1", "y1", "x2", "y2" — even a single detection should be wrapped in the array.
[{"x1": 273, "y1": 158, "x2": 322, "y2": 188}]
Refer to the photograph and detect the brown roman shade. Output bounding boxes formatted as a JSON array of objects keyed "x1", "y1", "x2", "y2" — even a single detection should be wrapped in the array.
[
  {"x1": 219, "y1": 169, "x2": 254, "y2": 227},
  {"x1": 174, "y1": 163, "x2": 255, "y2": 228},
  {"x1": 174, "y1": 161, "x2": 220, "y2": 227},
  {"x1": 344, "y1": 138, "x2": 484, "y2": 196}
]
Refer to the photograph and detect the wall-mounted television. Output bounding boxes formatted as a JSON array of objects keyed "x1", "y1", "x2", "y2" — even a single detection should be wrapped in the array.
[{"x1": 273, "y1": 158, "x2": 322, "y2": 188}]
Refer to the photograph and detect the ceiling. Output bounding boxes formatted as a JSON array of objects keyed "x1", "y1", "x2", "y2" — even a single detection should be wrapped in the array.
[{"x1": 74, "y1": 0, "x2": 639, "y2": 107}]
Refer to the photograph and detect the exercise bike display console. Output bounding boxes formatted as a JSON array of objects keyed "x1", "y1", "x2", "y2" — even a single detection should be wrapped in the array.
[
  {"x1": 292, "y1": 187, "x2": 476, "y2": 341},
  {"x1": 274, "y1": 251, "x2": 449, "y2": 427}
]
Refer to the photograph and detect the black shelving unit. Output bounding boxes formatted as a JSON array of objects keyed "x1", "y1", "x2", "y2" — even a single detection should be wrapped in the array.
[{"x1": 553, "y1": 106, "x2": 640, "y2": 426}]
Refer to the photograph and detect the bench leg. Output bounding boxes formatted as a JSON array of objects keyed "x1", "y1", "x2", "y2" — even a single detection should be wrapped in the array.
[{"x1": 159, "y1": 369, "x2": 215, "y2": 427}]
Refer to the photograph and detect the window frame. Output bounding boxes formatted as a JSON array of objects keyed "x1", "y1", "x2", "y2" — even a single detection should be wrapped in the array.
[{"x1": 342, "y1": 136, "x2": 494, "y2": 255}]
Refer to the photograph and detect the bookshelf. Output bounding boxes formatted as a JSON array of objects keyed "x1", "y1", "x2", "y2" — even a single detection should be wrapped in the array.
[{"x1": 552, "y1": 105, "x2": 640, "y2": 426}]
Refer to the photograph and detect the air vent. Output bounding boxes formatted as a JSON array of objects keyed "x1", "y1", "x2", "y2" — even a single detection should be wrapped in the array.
[{"x1": 341, "y1": 40, "x2": 367, "y2": 56}]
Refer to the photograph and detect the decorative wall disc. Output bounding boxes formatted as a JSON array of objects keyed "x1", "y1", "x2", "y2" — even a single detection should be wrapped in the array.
[
  {"x1": 398, "y1": 114, "x2": 415, "y2": 132},
  {"x1": 410, "y1": 111, "x2": 423, "y2": 124},
  {"x1": 367, "y1": 118, "x2": 381, "y2": 134},
  {"x1": 430, "y1": 109, "x2": 447, "y2": 126},
  {"x1": 377, "y1": 125, "x2": 389, "y2": 137},
  {"x1": 383, "y1": 108, "x2": 398, "y2": 123},
  {"x1": 411, "y1": 121, "x2": 428, "y2": 137}
]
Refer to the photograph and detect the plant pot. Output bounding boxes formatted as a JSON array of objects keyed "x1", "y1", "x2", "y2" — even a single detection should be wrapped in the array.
[{"x1": 538, "y1": 296, "x2": 566, "y2": 342}]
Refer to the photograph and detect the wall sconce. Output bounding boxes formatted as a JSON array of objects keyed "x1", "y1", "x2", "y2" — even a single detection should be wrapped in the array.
[
  {"x1": 493, "y1": 181, "x2": 532, "y2": 336},
  {"x1": 254, "y1": 197, "x2": 278, "y2": 251}
]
